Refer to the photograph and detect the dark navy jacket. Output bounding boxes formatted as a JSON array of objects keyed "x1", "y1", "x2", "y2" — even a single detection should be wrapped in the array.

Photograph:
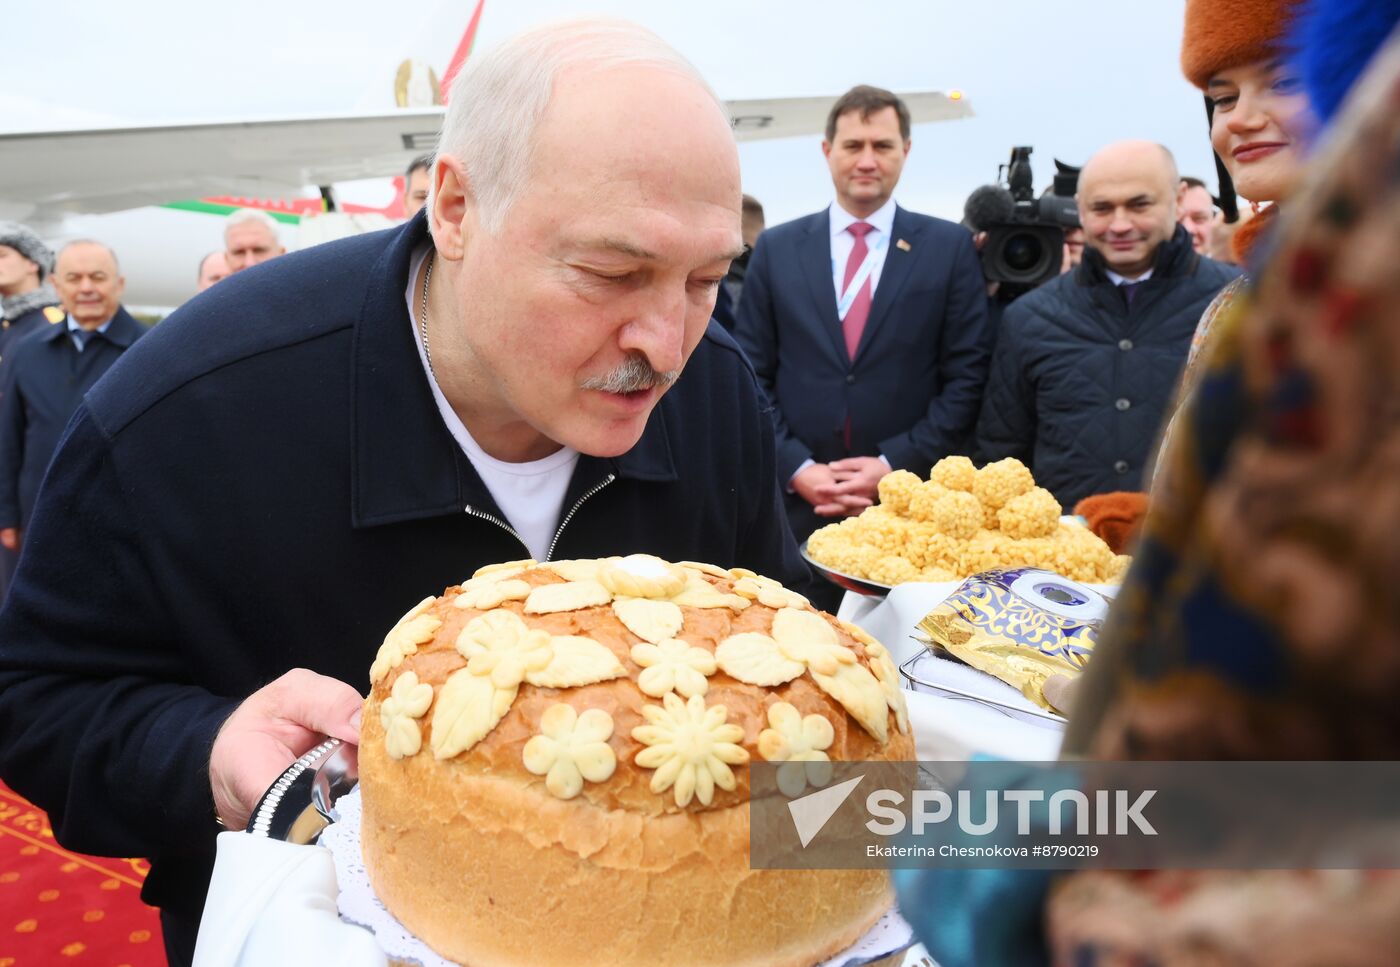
[
  {"x1": 0, "y1": 307, "x2": 147, "y2": 528},
  {"x1": 735, "y1": 206, "x2": 990, "y2": 539},
  {"x1": 974, "y1": 225, "x2": 1241, "y2": 508},
  {"x1": 0, "y1": 215, "x2": 807, "y2": 940},
  {"x1": 0, "y1": 300, "x2": 66, "y2": 596},
  {"x1": 0, "y1": 300, "x2": 64, "y2": 367}
]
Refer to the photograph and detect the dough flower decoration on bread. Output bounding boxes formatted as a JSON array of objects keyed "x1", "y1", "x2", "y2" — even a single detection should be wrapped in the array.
[
  {"x1": 598, "y1": 553, "x2": 689, "y2": 599},
  {"x1": 472, "y1": 558, "x2": 537, "y2": 577},
  {"x1": 630, "y1": 638, "x2": 717, "y2": 698},
  {"x1": 457, "y1": 610, "x2": 554, "y2": 689},
  {"x1": 524, "y1": 579, "x2": 613, "y2": 614},
  {"x1": 768, "y1": 608, "x2": 858, "y2": 676},
  {"x1": 862, "y1": 641, "x2": 911, "y2": 736},
  {"x1": 729, "y1": 569, "x2": 810, "y2": 609},
  {"x1": 631, "y1": 692, "x2": 750, "y2": 807},
  {"x1": 359, "y1": 556, "x2": 920, "y2": 967},
  {"x1": 453, "y1": 572, "x2": 532, "y2": 611},
  {"x1": 677, "y1": 560, "x2": 731, "y2": 579},
  {"x1": 668, "y1": 569, "x2": 753, "y2": 610},
  {"x1": 612, "y1": 598, "x2": 684, "y2": 643},
  {"x1": 525, "y1": 555, "x2": 756, "y2": 614},
  {"x1": 379, "y1": 670, "x2": 435, "y2": 760},
  {"x1": 430, "y1": 609, "x2": 625, "y2": 759},
  {"x1": 522, "y1": 704, "x2": 618, "y2": 800},
  {"x1": 758, "y1": 701, "x2": 835, "y2": 797},
  {"x1": 541, "y1": 558, "x2": 604, "y2": 582},
  {"x1": 715, "y1": 606, "x2": 895, "y2": 743},
  {"x1": 369, "y1": 597, "x2": 443, "y2": 685}
]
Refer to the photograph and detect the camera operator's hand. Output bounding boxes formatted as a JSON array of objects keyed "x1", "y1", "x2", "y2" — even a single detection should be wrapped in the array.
[
  {"x1": 209, "y1": 669, "x2": 363, "y2": 830},
  {"x1": 792, "y1": 463, "x2": 850, "y2": 517},
  {"x1": 827, "y1": 456, "x2": 889, "y2": 513}
]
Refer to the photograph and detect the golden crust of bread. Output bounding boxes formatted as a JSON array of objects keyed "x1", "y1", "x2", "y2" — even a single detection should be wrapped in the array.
[{"x1": 360, "y1": 559, "x2": 914, "y2": 967}]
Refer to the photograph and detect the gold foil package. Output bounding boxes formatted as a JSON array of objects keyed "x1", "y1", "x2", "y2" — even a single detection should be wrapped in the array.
[{"x1": 917, "y1": 568, "x2": 1108, "y2": 712}]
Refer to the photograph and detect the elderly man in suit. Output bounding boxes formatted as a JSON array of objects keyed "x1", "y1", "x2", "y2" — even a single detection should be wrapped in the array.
[
  {"x1": 736, "y1": 85, "x2": 990, "y2": 554},
  {"x1": 0, "y1": 241, "x2": 146, "y2": 556}
]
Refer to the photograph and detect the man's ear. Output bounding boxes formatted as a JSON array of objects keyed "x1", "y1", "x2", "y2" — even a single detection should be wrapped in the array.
[{"x1": 430, "y1": 155, "x2": 474, "y2": 261}]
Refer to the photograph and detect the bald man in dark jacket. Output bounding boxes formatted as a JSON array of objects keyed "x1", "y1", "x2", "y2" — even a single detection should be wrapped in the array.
[{"x1": 976, "y1": 141, "x2": 1240, "y2": 509}]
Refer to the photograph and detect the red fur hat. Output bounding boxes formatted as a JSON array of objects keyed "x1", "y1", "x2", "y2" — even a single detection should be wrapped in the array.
[{"x1": 1180, "y1": 0, "x2": 1298, "y2": 89}]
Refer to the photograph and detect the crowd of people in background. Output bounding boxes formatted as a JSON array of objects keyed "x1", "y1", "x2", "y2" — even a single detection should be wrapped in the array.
[
  {"x1": 0, "y1": 150, "x2": 441, "y2": 593},
  {"x1": 0, "y1": 104, "x2": 1254, "y2": 610}
]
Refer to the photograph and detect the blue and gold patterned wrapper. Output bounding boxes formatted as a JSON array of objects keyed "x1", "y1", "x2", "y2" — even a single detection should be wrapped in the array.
[{"x1": 917, "y1": 568, "x2": 1107, "y2": 711}]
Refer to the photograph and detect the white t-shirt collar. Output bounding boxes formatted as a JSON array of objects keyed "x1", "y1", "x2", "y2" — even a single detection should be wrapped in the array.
[{"x1": 403, "y1": 244, "x2": 580, "y2": 560}]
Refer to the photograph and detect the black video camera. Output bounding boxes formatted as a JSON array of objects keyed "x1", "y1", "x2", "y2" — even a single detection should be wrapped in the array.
[{"x1": 980, "y1": 147, "x2": 1081, "y2": 292}]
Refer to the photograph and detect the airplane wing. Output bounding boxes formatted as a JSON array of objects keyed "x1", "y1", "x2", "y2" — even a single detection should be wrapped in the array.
[
  {"x1": 0, "y1": 91, "x2": 971, "y2": 223},
  {"x1": 0, "y1": 109, "x2": 447, "y2": 225}
]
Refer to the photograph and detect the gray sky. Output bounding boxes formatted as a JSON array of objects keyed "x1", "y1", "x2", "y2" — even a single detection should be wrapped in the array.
[{"x1": 3, "y1": 0, "x2": 1211, "y2": 225}]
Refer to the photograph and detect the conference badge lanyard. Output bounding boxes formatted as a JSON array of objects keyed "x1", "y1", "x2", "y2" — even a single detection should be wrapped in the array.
[{"x1": 836, "y1": 232, "x2": 887, "y2": 321}]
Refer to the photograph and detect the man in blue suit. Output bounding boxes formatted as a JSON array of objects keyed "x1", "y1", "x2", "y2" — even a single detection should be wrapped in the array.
[{"x1": 736, "y1": 85, "x2": 990, "y2": 549}]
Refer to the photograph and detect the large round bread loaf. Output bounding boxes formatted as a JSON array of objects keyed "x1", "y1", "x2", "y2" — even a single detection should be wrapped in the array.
[{"x1": 360, "y1": 555, "x2": 914, "y2": 966}]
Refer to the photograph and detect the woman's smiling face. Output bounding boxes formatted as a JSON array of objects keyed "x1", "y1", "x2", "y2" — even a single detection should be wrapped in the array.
[{"x1": 1209, "y1": 58, "x2": 1314, "y2": 204}]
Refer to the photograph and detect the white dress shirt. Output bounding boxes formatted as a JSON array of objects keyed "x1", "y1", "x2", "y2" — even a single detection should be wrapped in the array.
[
  {"x1": 1105, "y1": 267, "x2": 1155, "y2": 286},
  {"x1": 787, "y1": 198, "x2": 899, "y2": 489},
  {"x1": 829, "y1": 197, "x2": 898, "y2": 304},
  {"x1": 66, "y1": 314, "x2": 113, "y2": 352}
]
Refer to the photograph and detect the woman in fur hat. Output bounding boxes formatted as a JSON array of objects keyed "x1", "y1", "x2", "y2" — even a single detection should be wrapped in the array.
[{"x1": 1173, "y1": 0, "x2": 1313, "y2": 395}]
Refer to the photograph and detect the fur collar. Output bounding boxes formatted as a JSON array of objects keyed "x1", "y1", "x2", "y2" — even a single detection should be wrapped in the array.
[
  {"x1": 1232, "y1": 203, "x2": 1279, "y2": 264},
  {"x1": 2, "y1": 284, "x2": 60, "y2": 322}
]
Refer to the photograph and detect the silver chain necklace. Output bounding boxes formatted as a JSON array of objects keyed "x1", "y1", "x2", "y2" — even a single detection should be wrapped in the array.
[{"x1": 419, "y1": 250, "x2": 436, "y2": 378}]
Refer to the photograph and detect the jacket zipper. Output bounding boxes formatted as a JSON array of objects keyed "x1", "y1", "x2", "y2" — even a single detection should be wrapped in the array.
[
  {"x1": 545, "y1": 473, "x2": 616, "y2": 561},
  {"x1": 463, "y1": 504, "x2": 531, "y2": 558}
]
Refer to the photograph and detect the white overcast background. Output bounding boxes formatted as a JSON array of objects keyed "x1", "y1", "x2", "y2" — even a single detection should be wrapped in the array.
[{"x1": 4, "y1": 0, "x2": 1210, "y2": 226}]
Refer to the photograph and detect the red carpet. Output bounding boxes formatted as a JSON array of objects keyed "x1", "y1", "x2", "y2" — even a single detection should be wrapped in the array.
[{"x1": 0, "y1": 782, "x2": 164, "y2": 966}]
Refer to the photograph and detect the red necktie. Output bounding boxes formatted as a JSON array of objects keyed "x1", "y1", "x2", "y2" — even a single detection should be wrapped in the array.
[{"x1": 841, "y1": 221, "x2": 875, "y2": 359}]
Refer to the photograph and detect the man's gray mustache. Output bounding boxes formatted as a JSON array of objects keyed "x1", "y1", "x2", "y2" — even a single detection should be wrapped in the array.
[{"x1": 580, "y1": 355, "x2": 680, "y2": 394}]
